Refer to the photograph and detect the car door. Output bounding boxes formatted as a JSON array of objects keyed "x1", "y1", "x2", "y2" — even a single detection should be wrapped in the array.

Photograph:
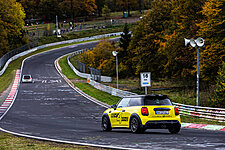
[
  {"x1": 111, "y1": 98, "x2": 130, "y2": 127},
  {"x1": 120, "y1": 97, "x2": 142, "y2": 127},
  {"x1": 110, "y1": 108, "x2": 122, "y2": 127}
]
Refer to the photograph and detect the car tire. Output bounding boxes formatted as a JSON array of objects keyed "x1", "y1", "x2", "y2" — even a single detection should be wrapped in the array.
[
  {"x1": 168, "y1": 124, "x2": 181, "y2": 134},
  {"x1": 102, "y1": 116, "x2": 112, "y2": 131},
  {"x1": 130, "y1": 117, "x2": 144, "y2": 133}
]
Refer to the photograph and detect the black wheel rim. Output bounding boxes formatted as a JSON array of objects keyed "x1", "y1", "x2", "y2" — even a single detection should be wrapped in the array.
[
  {"x1": 131, "y1": 118, "x2": 138, "y2": 132},
  {"x1": 102, "y1": 117, "x2": 108, "y2": 130}
]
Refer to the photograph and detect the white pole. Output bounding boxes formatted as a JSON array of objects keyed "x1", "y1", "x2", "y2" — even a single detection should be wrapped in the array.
[
  {"x1": 197, "y1": 47, "x2": 200, "y2": 106},
  {"x1": 56, "y1": 15, "x2": 58, "y2": 36},
  {"x1": 116, "y1": 55, "x2": 119, "y2": 89},
  {"x1": 145, "y1": 87, "x2": 147, "y2": 95}
]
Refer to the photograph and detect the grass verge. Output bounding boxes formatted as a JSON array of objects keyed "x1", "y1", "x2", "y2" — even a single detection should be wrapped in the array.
[
  {"x1": 0, "y1": 132, "x2": 105, "y2": 150},
  {"x1": 59, "y1": 55, "x2": 225, "y2": 126},
  {"x1": 58, "y1": 55, "x2": 120, "y2": 106}
]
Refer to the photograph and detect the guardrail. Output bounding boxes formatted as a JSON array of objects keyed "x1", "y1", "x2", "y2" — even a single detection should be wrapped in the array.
[
  {"x1": 173, "y1": 102, "x2": 225, "y2": 122},
  {"x1": 0, "y1": 41, "x2": 38, "y2": 70},
  {"x1": 89, "y1": 79, "x2": 136, "y2": 97},
  {"x1": 67, "y1": 49, "x2": 112, "y2": 82},
  {"x1": 0, "y1": 32, "x2": 123, "y2": 76}
]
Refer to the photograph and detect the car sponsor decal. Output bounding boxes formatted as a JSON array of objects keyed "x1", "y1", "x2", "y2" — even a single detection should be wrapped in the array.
[
  {"x1": 121, "y1": 117, "x2": 128, "y2": 121},
  {"x1": 111, "y1": 113, "x2": 119, "y2": 118}
]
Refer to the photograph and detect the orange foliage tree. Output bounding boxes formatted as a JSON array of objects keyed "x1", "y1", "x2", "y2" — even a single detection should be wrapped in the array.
[
  {"x1": 197, "y1": 0, "x2": 225, "y2": 82},
  {"x1": 128, "y1": 0, "x2": 172, "y2": 78},
  {"x1": 0, "y1": 0, "x2": 26, "y2": 57},
  {"x1": 60, "y1": 0, "x2": 96, "y2": 19},
  {"x1": 78, "y1": 39, "x2": 117, "y2": 76}
]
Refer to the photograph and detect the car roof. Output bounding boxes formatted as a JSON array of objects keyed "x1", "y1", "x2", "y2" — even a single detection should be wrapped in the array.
[
  {"x1": 23, "y1": 75, "x2": 31, "y2": 77},
  {"x1": 124, "y1": 94, "x2": 168, "y2": 99}
]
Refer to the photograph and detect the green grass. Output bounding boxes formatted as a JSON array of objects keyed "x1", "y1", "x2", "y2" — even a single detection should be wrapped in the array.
[
  {"x1": 74, "y1": 83, "x2": 120, "y2": 106},
  {"x1": 58, "y1": 55, "x2": 78, "y2": 79},
  {"x1": 58, "y1": 55, "x2": 121, "y2": 105},
  {"x1": 0, "y1": 132, "x2": 105, "y2": 150}
]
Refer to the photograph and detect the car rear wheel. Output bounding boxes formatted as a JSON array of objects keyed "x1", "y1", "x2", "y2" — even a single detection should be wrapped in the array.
[
  {"x1": 102, "y1": 116, "x2": 112, "y2": 131},
  {"x1": 168, "y1": 124, "x2": 181, "y2": 134},
  {"x1": 130, "y1": 117, "x2": 144, "y2": 133}
]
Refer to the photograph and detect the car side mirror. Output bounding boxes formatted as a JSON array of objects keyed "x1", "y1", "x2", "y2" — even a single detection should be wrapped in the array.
[{"x1": 111, "y1": 104, "x2": 117, "y2": 110}]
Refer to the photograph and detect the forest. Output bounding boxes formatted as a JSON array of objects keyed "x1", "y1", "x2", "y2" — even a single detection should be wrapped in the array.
[{"x1": 78, "y1": 0, "x2": 225, "y2": 107}]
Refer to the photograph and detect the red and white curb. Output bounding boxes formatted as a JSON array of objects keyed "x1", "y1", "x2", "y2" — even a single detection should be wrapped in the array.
[
  {"x1": 55, "y1": 59, "x2": 62, "y2": 72},
  {"x1": 182, "y1": 123, "x2": 225, "y2": 131},
  {"x1": 0, "y1": 70, "x2": 20, "y2": 116}
]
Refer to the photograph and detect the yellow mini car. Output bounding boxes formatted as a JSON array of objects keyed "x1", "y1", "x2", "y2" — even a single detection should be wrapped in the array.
[{"x1": 102, "y1": 95, "x2": 181, "y2": 133}]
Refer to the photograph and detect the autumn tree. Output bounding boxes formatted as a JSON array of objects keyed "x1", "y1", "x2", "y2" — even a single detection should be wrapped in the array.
[
  {"x1": 144, "y1": 0, "x2": 152, "y2": 9},
  {"x1": 95, "y1": 0, "x2": 105, "y2": 16},
  {"x1": 197, "y1": 0, "x2": 225, "y2": 82},
  {"x1": 39, "y1": 0, "x2": 62, "y2": 22},
  {"x1": 0, "y1": 25, "x2": 8, "y2": 57},
  {"x1": 127, "y1": 0, "x2": 172, "y2": 78},
  {"x1": 78, "y1": 39, "x2": 117, "y2": 76},
  {"x1": 18, "y1": 0, "x2": 40, "y2": 19},
  {"x1": 80, "y1": 0, "x2": 97, "y2": 17},
  {"x1": 102, "y1": 5, "x2": 111, "y2": 19},
  {"x1": 160, "y1": 0, "x2": 204, "y2": 78},
  {"x1": 0, "y1": 0, "x2": 26, "y2": 57},
  {"x1": 213, "y1": 61, "x2": 225, "y2": 107},
  {"x1": 60, "y1": 0, "x2": 96, "y2": 21},
  {"x1": 116, "y1": 0, "x2": 137, "y2": 17},
  {"x1": 105, "y1": 0, "x2": 117, "y2": 12}
]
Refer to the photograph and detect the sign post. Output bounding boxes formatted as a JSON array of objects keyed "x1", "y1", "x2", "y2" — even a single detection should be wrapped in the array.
[{"x1": 140, "y1": 72, "x2": 151, "y2": 95}]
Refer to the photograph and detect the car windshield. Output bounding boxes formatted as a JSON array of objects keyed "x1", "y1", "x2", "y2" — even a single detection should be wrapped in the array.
[
  {"x1": 144, "y1": 96, "x2": 172, "y2": 106},
  {"x1": 24, "y1": 76, "x2": 31, "y2": 79}
]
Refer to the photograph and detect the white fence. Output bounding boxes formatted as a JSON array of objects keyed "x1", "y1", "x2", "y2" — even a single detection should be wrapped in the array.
[
  {"x1": 0, "y1": 32, "x2": 123, "y2": 76},
  {"x1": 89, "y1": 80, "x2": 136, "y2": 97},
  {"x1": 67, "y1": 49, "x2": 112, "y2": 82}
]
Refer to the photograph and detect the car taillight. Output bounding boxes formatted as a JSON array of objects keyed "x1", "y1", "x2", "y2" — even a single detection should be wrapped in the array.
[
  {"x1": 174, "y1": 107, "x2": 179, "y2": 115},
  {"x1": 141, "y1": 107, "x2": 149, "y2": 116}
]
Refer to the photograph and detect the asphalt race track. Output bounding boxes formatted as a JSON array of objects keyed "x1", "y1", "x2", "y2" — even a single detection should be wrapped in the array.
[{"x1": 0, "y1": 41, "x2": 225, "y2": 150}]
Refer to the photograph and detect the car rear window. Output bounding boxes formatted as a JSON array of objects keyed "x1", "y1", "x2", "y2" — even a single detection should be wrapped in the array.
[
  {"x1": 144, "y1": 96, "x2": 172, "y2": 106},
  {"x1": 24, "y1": 76, "x2": 31, "y2": 79}
]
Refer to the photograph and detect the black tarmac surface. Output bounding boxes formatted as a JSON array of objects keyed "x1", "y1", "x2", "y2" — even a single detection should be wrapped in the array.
[{"x1": 0, "y1": 41, "x2": 225, "y2": 150}]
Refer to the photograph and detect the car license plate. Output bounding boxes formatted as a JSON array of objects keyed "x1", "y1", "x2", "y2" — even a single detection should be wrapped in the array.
[{"x1": 155, "y1": 111, "x2": 169, "y2": 115}]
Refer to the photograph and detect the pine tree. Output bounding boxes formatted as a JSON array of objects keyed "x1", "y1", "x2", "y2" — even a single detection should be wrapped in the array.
[
  {"x1": 119, "y1": 23, "x2": 131, "y2": 60},
  {"x1": 102, "y1": 5, "x2": 111, "y2": 19},
  {"x1": 214, "y1": 62, "x2": 225, "y2": 107}
]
